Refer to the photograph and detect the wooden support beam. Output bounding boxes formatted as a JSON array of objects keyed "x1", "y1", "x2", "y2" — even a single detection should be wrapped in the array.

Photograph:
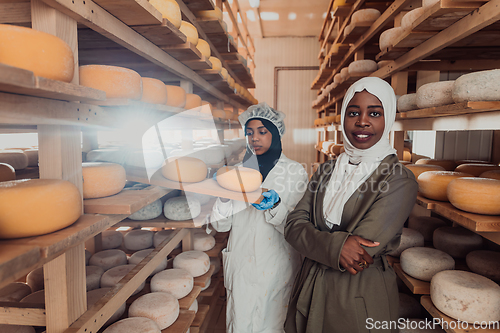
[{"x1": 0, "y1": 2, "x2": 31, "y2": 24}]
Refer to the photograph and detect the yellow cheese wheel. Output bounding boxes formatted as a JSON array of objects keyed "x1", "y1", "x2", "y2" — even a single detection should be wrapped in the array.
[
  {"x1": 212, "y1": 109, "x2": 226, "y2": 119},
  {"x1": 403, "y1": 148, "x2": 412, "y2": 162},
  {"x1": 216, "y1": 166, "x2": 262, "y2": 192},
  {"x1": 480, "y1": 170, "x2": 500, "y2": 180},
  {"x1": 209, "y1": 57, "x2": 222, "y2": 72},
  {"x1": 141, "y1": 77, "x2": 168, "y2": 104},
  {"x1": 82, "y1": 162, "x2": 126, "y2": 199},
  {"x1": 448, "y1": 177, "x2": 500, "y2": 215},
  {"x1": 0, "y1": 179, "x2": 82, "y2": 239},
  {"x1": 79, "y1": 65, "x2": 142, "y2": 100},
  {"x1": 0, "y1": 24, "x2": 74, "y2": 82},
  {"x1": 406, "y1": 164, "x2": 445, "y2": 179},
  {"x1": 455, "y1": 163, "x2": 500, "y2": 177},
  {"x1": 161, "y1": 157, "x2": 207, "y2": 183},
  {"x1": 165, "y1": 85, "x2": 186, "y2": 108},
  {"x1": 330, "y1": 144, "x2": 344, "y2": 156},
  {"x1": 179, "y1": 21, "x2": 199, "y2": 46},
  {"x1": 149, "y1": 0, "x2": 182, "y2": 28},
  {"x1": 196, "y1": 39, "x2": 211, "y2": 58},
  {"x1": 220, "y1": 67, "x2": 228, "y2": 80},
  {"x1": 416, "y1": 159, "x2": 457, "y2": 171},
  {"x1": 0, "y1": 163, "x2": 15, "y2": 182},
  {"x1": 417, "y1": 171, "x2": 473, "y2": 201},
  {"x1": 196, "y1": 7, "x2": 223, "y2": 21},
  {"x1": 184, "y1": 94, "x2": 202, "y2": 110}
]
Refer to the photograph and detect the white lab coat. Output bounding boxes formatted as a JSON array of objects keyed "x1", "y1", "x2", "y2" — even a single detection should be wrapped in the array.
[{"x1": 210, "y1": 154, "x2": 308, "y2": 333}]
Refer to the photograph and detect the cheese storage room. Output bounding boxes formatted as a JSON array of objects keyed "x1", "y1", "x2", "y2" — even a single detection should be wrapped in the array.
[{"x1": 0, "y1": 0, "x2": 499, "y2": 332}]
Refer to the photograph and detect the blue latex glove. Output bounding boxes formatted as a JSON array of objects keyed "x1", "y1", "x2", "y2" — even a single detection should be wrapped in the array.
[{"x1": 252, "y1": 190, "x2": 280, "y2": 210}]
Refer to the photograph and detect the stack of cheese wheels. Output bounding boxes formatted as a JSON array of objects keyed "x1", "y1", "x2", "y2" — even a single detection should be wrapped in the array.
[
  {"x1": 102, "y1": 230, "x2": 123, "y2": 249},
  {"x1": 151, "y1": 268, "x2": 194, "y2": 299},
  {"x1": 164, "y1": 196, "x2": 201, "y2": 221},
  {"x1": 128, "y1": 199, "x2": 163, "y2": 221},
  {"x1": 86, "y1": 265, "x2": 104, "y2": 291},
  {"x1": 0, "y1": 24, "x2": 74, "y2": 82},
  {"x1": 129, "y1": 292, "x2": 180, "y2": 329},
  {"x1": 141, "y1": 77, "x2": 168, "y2": 104},
  {"x1": 455, "y1": 163, "x2": 500, "y2": 177},
  {"x1": 26, "y1": 267, "x2": 44, "y2": 292},
  {"x1": 165, "y1": 85, "x2": 187, "y2": 108},
  {"x1": 162, "y1": 156, "x2": 207, "y2": 183},
  {"x1": 481, "y1": 169, "x2": 500, "y2": 180},
  {"x1": 193, "y1": 232, "x2": 216, "y2": 251},
  {"x1": 405, "y1": 164, "x2": 445, "y2": 179},
  {"x1": 103, "y1": 317, "x2": 161, "y2": 333},
  {"x1": 179, "y1": 21, "x2": 199, "y2": 46},
  {"x1": 124, "y1": 230, "x2": 154, "y2": 251},
  {"x1": 347, "y1": 60, "x2": 378, "y2": 75},
  {"x1": 89, "y1": 249, "x2": 128, "y2": 271},
  {"x1": 216, "y1": 166, "x2": 262, "y2": 192},
  {"x1": 397, "y1": 93, "x2": 418, "y2": 112},
  {"x1": 387, "y1": 228, "x2": 424, "y2": 257},
  {"x1": 340, "y1": 67, "x2": 349, "y2": 80},
  {"x1": 101, "y1": 265, "x2": 145, "y2": 295},
  {"x1": 417, "y1": 171, "x2": 472, "y2": 201},
  {"x1": 0, "y1": 179, "x2": 82, "y2": 239},
  {"x1": 173, "y1": 250, "x2": 210, "y2": 277},
  {"x1": 433, "y1": 226, "x2": 483, "y2": 258},
  {"x1": 209, "y1": 57, "x2": 222, "y2": 72},
  {"x1": 447, "y1": 177, "x2": 500, "y2": 215},
  {"x1": 0, "y1": 163, "x2": 16, "y2": 182},
  {"x1": 379, "y1": 27, "x2": 404, "y2": 51},
  {"x1": 407, "y1": 216, "x2": 447, "y2": 242},
  {"x1": 415, "y1": 158, "x2": 456, "y2": 171},
  {"x1": 87, "y1": 288, "x2": 126, "y2": 326},
  {"x1": 398, "y1": 293, "x2": 422, "y2": 319},
  {"x1": 149, "y1": 0, "x2": 182, "y2": 28},
  {"x1": 82, "y1": 162, "x2": 126, "y2": 199},
  {"x1": 430, "y1": 270, "x2": 500, "y2": 323},
  {"x1": 0, "y1": 325, "x2": 36, "y2": 333},
  {"x1": 466, "y1": 250, "x2": 500, "y2": 281},
  {"x1": 416, "y1": 81, "x2": 455, "y2": 109},
  {"x1": 401, "y1": 7, "x2": 424, "y2": 30},
  {"x1": 196, "y1": 7, "x2": 223, "y2": 21},
  {"x1": 452, "y1": 69, "x2": 500, "y2": 103},
  {"x1": 129, "y1": 248, "x2": 169, "y2": 276},
  {"x1": 400, "y1": 247, "x2": 455, "y2": 281},
  {"x1": 185, "y1": 93, "x2": 202, "y2": 110},
  {"x1": 0, "y1": 150, "x2": 28, "y2": 170},
  {"x1": 196, "y1": 39, "x2": 211, "y2": 58},
  {"x1": 80, "y1": 65, "x2": 142, "y2": 101},
  {"x1": 154, "y1": 229, "x2": 181, "y2": 249},
  {"x1": 0, "y1": 282, "x2": 32, "y2": 302}
]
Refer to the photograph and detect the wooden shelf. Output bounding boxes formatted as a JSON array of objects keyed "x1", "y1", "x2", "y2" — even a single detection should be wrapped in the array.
[
  {"x1": 432, "y1": 202, "x2": 500, "y2": 233},
  {"x1": 393, "y1": 263, "x2": 430, "y2": 295},
  {"x1": 183, "y1": 0, "x2": 215, "y2": 12},
  {"x1": 179, "y1": 286, "x2": 202, "y2": 310},
  {"x1": 197, "y1": 17, "x2": 225, "y2": 35},
  {"x1": 341, "y1": 21, "x2": 373, "y2": 44},
  {"x1": 163, "y1": 309, "x2": 196, "y2": 333},
  {"x1": 204, "y1": 241, "x2": 225, "y2": 258},
  {"x1": 133, "y1": 19, "x2": 188, "y2": 47},
  {"x1": 162, "y1": 42, "x2": 212, "y2": 70},
  {"x1": 199, "y1": 274, "x2": 220, "y2": 298},
  {"x1": 191, "y1": 304, "x2": 210, "y2": 328},
  {"x1": 205, "y1": 32, "x2": 238, "y2": 57},
  {"x1": 397, "y1": 101, "x2": 500, "y2": 120},
  {"x1": 415, "y1": 194, "x2": 440, "y2": 210},
  {"x1": 93, "y1": 0, "x2": 162, "y2": 26},
  {"x1": 225, "y1": 60, "x2": 255, "y2": 89},
  {"x1": 193, "y1": 265, "x2": 216, "y2": 288}
]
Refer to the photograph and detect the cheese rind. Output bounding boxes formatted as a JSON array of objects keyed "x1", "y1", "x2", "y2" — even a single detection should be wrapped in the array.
[
  {"x1": 379, "y1": 27, "x2": 404, "y2": 51},
  {"x1": 417, "y1": 171, "x2": 472, "y2": 201},
  {"x1": 101, "y1": 230, "x2": 123, "y2": 249},
  {"x1": 185, "y1": 94, "x2": 202, "y2": 110},
  {"x1": 149, "y1": 0, "x2": 182, "y2": 28},
  {"x1": 216, "y1": 166, "x2": 262, "y2": 192},
  {"x1": 164, "y1": 196, "x2": 201, "y2": 221},
  {"x1": 397, "y1": 93, "x2": 418, "y2": 112},
  {"x1": 209, "y1": 57, "x2": 222, "y2": 72},
  {"x1": 82, "y1": 162, "x2": 126, "y2": 199},
  {"x1": 0, "y1": 282, "x2": 32, "y2": 302},
  {"x1": 79, "y1": 65, "x2": 142, "y2": 100},
  {"x1": 141, "y1": 77, "x2": 169, "y2": 104},
  {"x1": 151, "y1": 268, "x2": 194, "y2": 299},
  {"x1": 407, "y1": 216, "x2": 447, "y2": 242},
  {"x1": 103, "y1": 317, "x2": 161, "y2": 333},
  {"x1": 455, "y1": 163, "x2": 500, "y2": 177},
  {"x1": 480, "y1": 169, "x2": 500, "y2": 180},
  {"x1": 401, "y1": 247, "x2": 455, "y2": 281},
  {"x1": 196, "y1": 7, "x2": 223, "y2": 21},
  {"x1": 124, "y1": 230, "x2": 154, "y2": 251},
  {"x1": 86, "y1": 265, "x2": 104, "y2": 291},
  {"x1": 405, "y1": 164, "x2": 445, "y2": 179},
  {"x1": 466, "y1": 250, "x2": 500, "y2": 281},
  {"x1": 415, "y1": 159, "x2": 456, "y2": 171},
  {"x1": 196, "y1": 39, "x2": 211, "y2": 58},
  {"x1": 101, "y1": 264, "x2": 145, "y2": 295},
  {"x1": 173, "y1": 250, "x2": 210, "y2": 277},
  {"x1": 165, "y1": 85, "x2": 187, "y2": 108},
  {"x1": 193, "y1": 232, "x2": 216, "y2": 251},
  {"x1": 387, "y1": 228, "x2": 424, "y2": 257},
  {"x1": 154, "y1": 229, "x2": 181, "y2": 249},
  {"x1": 179, "y1": 21, "x2": 199, "y2": 46},
  {"x1": 348, "y1": 60, "x2": 377, "y2": 74},
  {"x1": 162, "y1": 157, "x2": 207, "y2": 183},
  {"x1": 128, "y1": 199, "x2": 163, "y2": 221},
  {"x1": 416, "y1": 81, "x2": 455, "y2": 109},
  {"x1": 89, "y1": 249, "x2": 128, "y2": 271},
  {"x1": 129, "y1": 248, "x2": 168, "y2": 276},
  {"x1": 351, "y1": 8, "x2": 381, "y2": 24},
  {"x1": 129, "y1": 292, "x2": 180, "y2": 329},
  {"x1": 87, "y1": 287, "x2": 126, "y2": 326},
  {"x1": 452, "y1": 69, "x2": 500, "y2": 103},
  {"x1": 433, "y1": 226, "x2": 483, "y2": 258},
  {"x1": 447, "y1": 177, "x2": 500, "y2": 215},
  {"x1": 401, "y1": 7, "x2": 424, "y2": 30}
]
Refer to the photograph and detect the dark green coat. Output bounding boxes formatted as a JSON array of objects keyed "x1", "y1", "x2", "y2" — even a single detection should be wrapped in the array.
[{"x1": 284, "y1": 154, "x2": 418, "y2": 333}]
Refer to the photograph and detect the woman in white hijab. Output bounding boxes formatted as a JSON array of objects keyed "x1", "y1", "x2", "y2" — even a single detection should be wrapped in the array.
[{"x1": 284, "y1": 77, "x2": 418, "y2": 333}]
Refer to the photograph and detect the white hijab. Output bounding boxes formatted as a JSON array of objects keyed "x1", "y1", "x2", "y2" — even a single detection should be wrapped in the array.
[{"x1": 323, "y1": 77, "x2": 397, "y2": 227}]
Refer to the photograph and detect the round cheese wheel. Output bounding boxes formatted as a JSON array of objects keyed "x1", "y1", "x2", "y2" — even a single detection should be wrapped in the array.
[
  {"x1": 86, "y1": 265, "x2": 104, "y2": 291},
  {"x1": 129, "y1": 248, "x2": 168, "y2": 276},
  {"x1": 201, "y1": 277, "x2": 211, "y2": 291},
  {"x1": 351, "y1": 8, "x2": 381, "y2": 24},
  {"x1": 480, "y1": 169, "x2": 500, "y2": 180},
  {"x1": 173, "y1": 250, "x2": 210, "y2": 277},
  {"x1": 415, "y1": 159, "x2": 456, "y2": 171},
  {"x1": 398, "y1": 293, "x2": 422, "y2": 319},
  {"x1": 89, "y1": 249, "x2": 128, "y2": 271},
  {"x1": 0, "y1": 282, "x2": 32, "y2": 302},
  {"x1": 196, "y1": 7, "x2": 223, "y2": 21},
  {"x1": 79, "y1": 65, "x2": 142, "y2": 100},
  {"x1": 340, "y1": 67, "x2": 349, "y2": 80},
  {"x1": 455, "y1": 163, "x2": 500, "y2": 177},
  {"x1": 452, "y1": 69, "x2": 500, "y2": 103},
  {"x1": 20, "y1": 290, "x2": 44, "y2": 304},
  {"x1": 466, "y1": 250, "x2": 500, "y2": 281},
  {"x1": 401, "y1": 7, "x2": 424, "y2": 30},
  {"x1": 210, "y1": 256, "x2": 221, "y2": 275},
  {"x1": 154, "y1": 230, "x2": 181, "y2": 249},
  {"x1": 216, "y1": 166, "x2": 262, "y2": 192},
  {"x1": 141, "y1": 77, "x2": 168, "y2": 104},
  {"x1": 102, "y1": 230, "x2": 123, "y2": 250},
  {"x1": 189, "y1": 298, "x2": 198, "y2": 313},
  {"x1": 417, "y1": 171, "x2": 472, "y2": 201},
  {"x1": 185, "y1": 94, "x2": 202, "y2": 110},
  {"x1": 26, "y1": 267, "x2": 44, "y2": 292},
  {"x1": 433, "y1": 226, "x2": 483, "y2": 258},
  {"x1": 129, "y1": 292, "x2": 180, "y2": 329},
  {"x1": 405, "y1": 164, "x2": 445, "y2": 179},
  {"x1": 151, "y1": 268, "x2": 194, "y2": 299},
  {"x1": 333, "y1": 73, "x2": 342, "y2": 85},
  {"x1": 179, "y1": 21, "x2": 199, "y2": 46},
  {"x1": 388, "y1": 228, "x2": 425, "y2": 257},
  {"x1": 416, "y1": 81, "x2": 455, "y2": 109},
  {"x1": 348, "y1": 60, "x2": 377, "y2": 74},
  {"x1": 82, "y1": 162, "x2": 126, "y2": 199},
  {"x1": 101, "y1": 264, "x2": 145, "y2": 295},
  {"x1": 379, "y1": 27, "x2": 404, "y2": 51},
  {"x1": 87, "y1": 287, "x2": 126, "y2": 326},
  {"x1": 196, "y1": 39, "x2": 211, "y2": 58},
  {"x1": 377, "y1": 60, "x2": 392, "y2": 69},
  {"x1": 456, "y1": 159, "x2": 492, "y2": 166},
  {"x1": 397, "y1": 93, "x2": 418, "y2": 112},
  {"x1": 431, "y1": 270, "x2": 500, "y2": 323},
  {"x1": 0, "y1": 163, "x2": 16, "y2": 182},
  {"x1": 0, "y1": 150, "x2": 28, "y2": 170},
  {"x1": 103, "y1": 317, "x2": 161, "y2": 333},
  {"x1": 220, "y1": 67, "x2": 228, "y2": 80},
  {"x1": 124, "y1": 230, "x2": 154, "y2": 251},
  {"x1": 164, "y1": 196, "x2": 201, "y2": 221},
  {"x1": 128, "y1": 199, "x2": 163, "y2": 221},
  {"x1": 448, "y1": 177, "x2": 500, "y2": 215},
  {"x1": 162, "y1": 156, "x2": 207, "y2": 183},
  {"x1": 193, "y1": 232, "x2": 215, "y2": 251},
  {"x1": 209, "y1": 57, "x2": 222, "y2": 72},
  {"x1": 24, "y1": 149, "x2": 38, "y2": 167},
  {"x1": 0, "y1": 324, "x2": 36, "y2": 333},
  {"x1": 407, "y1": 216, "x2": 447, "y2": 242},
  {"x1": 0, "y1": 24, "x2": 74, "y2": 82},
  {"x1": 344, "y1": 23, "x2": 355, "y2": 37},
  {"x1": 0, "y1": 179, "x2": 82, "y2": 239},
  {"x1": 149, "y1": 0, "x2": 182, "y2": 28},
  {"x1": 401, "y1": 247, "x2": 455, "y2": 281},
  {"x1": 165, "y1": 85, "x2": 186, "y2": 108}
]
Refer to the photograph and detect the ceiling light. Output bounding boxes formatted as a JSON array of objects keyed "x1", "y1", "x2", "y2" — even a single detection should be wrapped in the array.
[
  {"x1": 260, "y1": 12, "x2": 279, "y2": 21},
  {"x1": 249, "y1": 0, "x2": 260, "y2": 8},
  {"x1": 288, "y1": 12, "x2": 297, "y2": 20}
]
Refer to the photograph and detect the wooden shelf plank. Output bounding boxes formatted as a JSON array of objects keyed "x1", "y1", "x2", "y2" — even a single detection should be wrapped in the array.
[
  {"x1": 84, "y1": 186, "x2": 172, "y2": 215},
  {"x1": 0, "y1": 244, "x2": 41, "y2": 290},
  {"x1": 394, "y1": 263, "x2": 430, "y2": 295},
  {"x1": 183, "y1": 57, "x2": 213, "y2": 70},
  {"x1": 197, "y1": 17, "x2": 225, "y2": 34},
  {"x1": 132, "y1": 18, "x2": 187, "y2": 46},
  {"x1": 93, "y1": 0, "x2": 162, "y2": 26},
  {"x1": 191, "y1": 304, "x2": 209, "y2": 327},
  {"x1": 205, "y1": 32, "x2": 238, "y2": 55},
  {"x1": 194, "y1": 265, "x2": 215, "y2": 288},
  {"x1": 162, "y1": 42, "x2": 206, "y2": 61},
  {"x1": 183, "y1": 0, "x2": 215, "y2": 12},
  {"x1": 433, "y1": 202, "x2": 500, "y2": 232},
  {"x1": 225, "y1": 60, "x2": 255, "y2": 89},
  {"x1": 416, "y1": 194, "x2": 440, "y2": 210},
  {"x1": 398, "y1": 101, "x2": 500, "y2": 120},
  {"x1": 196, "y1": 70, "x2": 225, "y2": 82},
  {"x1": 204, "y1": 241, "x2": 225, "y2": 258},
  {"x1": 162, "y1": 309, "x2": 196, "y2": 333},
  {"x1": 341, "y1": 21, "x2": 373, "y2": 44},
  {"x1": 412, "y1": 0, "x2": 482, "y2": 32},
  {"x1": 179, "y1": 286, "x2": 202, "y2": 310},
  {"x1": 199, "y1": 275, "x2": 219, "y2": 297}
]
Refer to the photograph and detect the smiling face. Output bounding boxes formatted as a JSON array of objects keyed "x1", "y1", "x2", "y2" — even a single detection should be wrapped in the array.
[
  {"x1": 343, "y1": 90, "x2": 385, "y2": 149},
  {"x1": 245, "y1": 119, "x2": 273, "y2": 155}
]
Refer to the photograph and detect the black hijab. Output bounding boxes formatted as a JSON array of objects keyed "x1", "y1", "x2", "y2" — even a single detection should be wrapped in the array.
[{"x1": 242, "y1": 118, "x2": 282, "y2": 181}]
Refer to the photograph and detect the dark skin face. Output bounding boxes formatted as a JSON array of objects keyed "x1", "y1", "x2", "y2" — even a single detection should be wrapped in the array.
[
  {"x1": 343, "y1": 90, "x2": 385, "y2": 150},
  {"x1": 245, "y1": 119, "x2": 272, "y2": 155}
]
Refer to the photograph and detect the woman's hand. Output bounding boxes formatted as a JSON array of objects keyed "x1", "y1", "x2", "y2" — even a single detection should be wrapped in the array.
[{"x1": 339, "y1": 235, "x2": 379, "y2": 275}]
